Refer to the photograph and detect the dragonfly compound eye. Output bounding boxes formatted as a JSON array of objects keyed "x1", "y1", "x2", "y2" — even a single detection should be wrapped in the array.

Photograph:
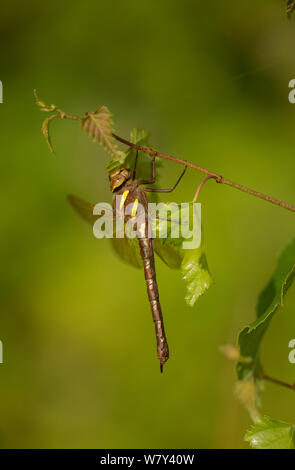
[{"x1": 109, "y1": 168, "x2": 130, "y2": 192}]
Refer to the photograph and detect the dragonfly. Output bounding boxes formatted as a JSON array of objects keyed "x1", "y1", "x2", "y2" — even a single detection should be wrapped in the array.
[{"x1": 68, "y1": 152, "x2": 187, "y2": 372}]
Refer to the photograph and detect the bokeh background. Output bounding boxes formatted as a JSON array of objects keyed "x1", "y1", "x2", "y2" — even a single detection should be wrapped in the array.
[{"x1": 0, "y1": 0, "x2": 295, "y2": 449}]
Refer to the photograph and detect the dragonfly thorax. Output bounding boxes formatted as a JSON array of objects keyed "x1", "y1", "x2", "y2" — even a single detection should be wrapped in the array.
[{"x1": 109, "y1": 168, "x2": 131, "y2": 192}]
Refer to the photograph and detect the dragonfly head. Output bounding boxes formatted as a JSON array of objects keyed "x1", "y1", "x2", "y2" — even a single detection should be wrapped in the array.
[{"x1": 109, "y1": 168, "x2": 130, "y2": 192}]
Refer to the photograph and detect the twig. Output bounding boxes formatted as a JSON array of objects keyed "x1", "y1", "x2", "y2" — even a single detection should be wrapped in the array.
[
  {"x1": 256, "y1": 372, "x2": 295, "y2": 391},
  {"x1": 112, "y1": 133, "x2": 295, "y2": 213}
]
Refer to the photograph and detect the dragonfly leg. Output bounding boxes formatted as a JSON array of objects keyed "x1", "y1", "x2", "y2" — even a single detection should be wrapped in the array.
[
  {"x1": 132, "y1": 150, "x2": 139, "y2": 181},
  {"x1": 137, "y1": 156, "x2": 156, "y2": 185},
  {"x1": 144, "y1": 165, "x2": 187, "y2": 193}
]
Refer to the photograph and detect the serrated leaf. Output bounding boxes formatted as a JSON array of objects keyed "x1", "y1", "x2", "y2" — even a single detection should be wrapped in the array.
[
  {"x1": 245, "y1": 416, "x2": 295, "y2": 449},
  {"x1": 287, "y1": 0, "x2": 295, "y2": 18},
  {"x1": 82, "y1": 106, "x2": 124, "y2": 162},
  {"x1": 237, "y1": 238, "x2": 295, "y2": 380},
  {"x1": 219, "y1": 344, "x2": 240, "y2": 361}
]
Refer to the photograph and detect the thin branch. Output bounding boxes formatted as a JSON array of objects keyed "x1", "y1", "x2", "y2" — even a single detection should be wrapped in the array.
[
  {"x1": 112, "y1": 133, "x2": 295, "y2": 213},
  {"x1": 193, "y1": 175, "x2": 217, "y2": 202},
  {"x1": 256, "y1": 372, "x2": 295, "y2": 391}
]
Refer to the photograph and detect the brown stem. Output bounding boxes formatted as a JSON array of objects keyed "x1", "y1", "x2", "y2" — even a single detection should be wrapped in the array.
[
  {"x1": 256, "y1": 372, "x2": 295, "y2": 391},
  {"x1": 112, "y1": 133, "x2": 295, "y2": 213},
  {"x1": 193, "y1": 175, "x2": 218, "y2": 202},
  {"x1": 57, "y1": 110, "x2": 82, "y2": 121}
]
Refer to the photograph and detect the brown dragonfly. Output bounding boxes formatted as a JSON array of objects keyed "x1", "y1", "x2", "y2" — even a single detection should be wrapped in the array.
[{"x1": 68, "y1": 153, "x2": 187, "y2": 372}]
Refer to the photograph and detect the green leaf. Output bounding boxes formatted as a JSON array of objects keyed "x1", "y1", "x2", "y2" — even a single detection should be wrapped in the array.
[
  {"x1": 287, "y1": 0, "x2": 295, "y2": 18},
  {"x1": 245, "y1": 416, "x2": 295, "y2": 449},
  {"x1": 154, "y1": 202, "x2": 212, "y2": 306},
  {"x1": 237, "y1": 237, "x2": 295, "y2": 380},
  {"x1": 152, "y1": 202, "x2": 184, "y2": 268},
  {"x1": 82, "y1": 106, "x2": 125, "y2": 162},
  {"x1": 67, "y1": 195, "x2": 97, "y2": 225}
]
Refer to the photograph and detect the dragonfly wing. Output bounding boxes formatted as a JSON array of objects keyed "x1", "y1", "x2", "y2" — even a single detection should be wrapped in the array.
[{"x1": 68, "y1": 194, "x2": 143, "y2": 269}]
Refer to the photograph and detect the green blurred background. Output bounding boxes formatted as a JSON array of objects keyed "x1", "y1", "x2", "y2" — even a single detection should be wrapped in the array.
[{"x1": 0, "y1": 0, "x2": 295, "y2": 449}]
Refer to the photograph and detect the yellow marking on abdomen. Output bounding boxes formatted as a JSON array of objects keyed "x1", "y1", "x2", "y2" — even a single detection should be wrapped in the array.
[
  {"x1": 131, "y1": 198, "x2": 139, "y2": 217},
  {"x1": 120, "y1": 190, "x2": 129, "y2": 210}
]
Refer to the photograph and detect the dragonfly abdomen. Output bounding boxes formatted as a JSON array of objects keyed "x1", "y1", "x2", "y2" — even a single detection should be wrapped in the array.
[{"x1": 138, "y1": 236, "x2": 169, "y2": 372}]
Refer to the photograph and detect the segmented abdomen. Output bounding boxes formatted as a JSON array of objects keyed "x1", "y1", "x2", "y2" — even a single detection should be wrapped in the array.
[{"x1": 138, "y1": 236, "x2": 169, "y2": 371}]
